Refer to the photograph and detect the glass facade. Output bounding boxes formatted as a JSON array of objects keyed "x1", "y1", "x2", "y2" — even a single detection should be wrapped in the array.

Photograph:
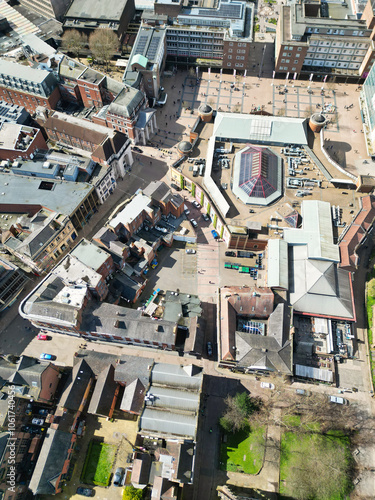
[{"x1": 362, "y1": 62, "x2": 375, "y2": 133}]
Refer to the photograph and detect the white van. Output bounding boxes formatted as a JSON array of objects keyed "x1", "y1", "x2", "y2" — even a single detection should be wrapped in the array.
[{"x1": 328, "y1": 395, "x2": 348, "y2": 405}]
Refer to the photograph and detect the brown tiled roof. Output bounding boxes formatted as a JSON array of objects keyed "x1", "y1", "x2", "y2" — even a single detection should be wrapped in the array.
[
  {"x1": 93, "y1": 132, "x2": 128, "y2": 162},
  {"x1": 43, "y1": 116, "x2": 107, "y2": 145}
]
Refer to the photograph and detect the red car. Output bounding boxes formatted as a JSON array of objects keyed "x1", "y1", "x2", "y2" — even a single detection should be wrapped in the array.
[{"x1": 37, "y1": 334, "x2": 48, "y2": 340}]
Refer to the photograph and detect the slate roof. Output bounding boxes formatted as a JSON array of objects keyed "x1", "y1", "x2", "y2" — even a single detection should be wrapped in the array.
[
  {"x1": 73, "y1": 350, "x2": 118, "y2": 376},
  {"x1": 93, "y1": 132, "x2": 129, "y2": 163},
  {"x1": 235, "y1": 302, "x2": 293, "y2": 375},
  {"x1": 29, "y1": 429, "x2": 73, "y2": 495},
  {"x1": 114, "y1": 354, "x2": 153, "y2": 387},
  {"x1": 131, "y1": 452, "x2": 151, "y2": 487},
  {"x1": 108, "y1": 86, "x2": 145, "y2": 119},
  {"x1": 88, "y1": 364, "x2": 117, "y2": 417},
  {"x1": 120, "y1": 378, "x2": 146, "y2": 413},
  {"x1": 0, "y1": 355, "x2": 46, "y2": 395},
  {"x1": 43, "y1": 115, "x2": 107, "y2": 145},
  {"x1": 58, "y1": 358, "x2": 93, "y2": 411}
]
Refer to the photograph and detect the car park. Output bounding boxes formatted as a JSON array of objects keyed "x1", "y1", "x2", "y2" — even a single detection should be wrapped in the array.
[
  {"x1": 37, "y1": 333, "x2": 48, "y2": 340},
  {"x1": 190, "y1": 219, "x2": 198, "y2": 227},
  {"x1": 113, "y1": 467, "x2": 125, "y2": 486},
  {"x1": 40, "y1": 353, "x2": 53, "y2": 360},
  {"x1": 32, "y1": 418, "x2": 44, "y2": 426},
  {"x1": 186, "y1": 248, "x2": 196, "y2": 254},
  {"x1": 260, "y1": 382, "x2": 275, "y2": 389},
  {"x1": 207, "y1": 342, "x2": 213, "y2": 357},
  {"x1": 76, "y1": 487, "x2": 94, "y2": 497}
]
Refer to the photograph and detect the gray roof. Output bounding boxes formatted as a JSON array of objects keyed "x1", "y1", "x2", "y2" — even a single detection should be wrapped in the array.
[
  {"x1": 114, "y1": 354, "x2": 153, "y2": 387},
  {"x1": 120, "y1": 378, "x2": 146, "y2": 413},
  {"x1": 29, "y1": 429, "x2": 73, "y2": 495},
  {"x1": 80, "y1": 302, "x2": 177, "y2": 345},
  {"x1": 284, "y1": 200, "x2": 340, "y2": 262},
  {"x1": 58, "y1": 359, "x2": 93, "y2": 411},
  {"x1": 177, "y1": 442, "x2": 195, "y2": 484},
  {"x1": 139, "y1": 408, "x2": 197, "y2": 439},
  {"x1": 73, "y1": 350, "x2": 118, "y2": 376},
  {"x1": 0, "y1": 172, "x2": 94, "y2": 218},
  {"x1": 0, "y1": 59, "x2": 56, "y2": 86},
  {"x1": 71, "y1": 239, "x2": 110, "y2": 271},
  {"x1": 108, "y1": 86, "x2": 145, "y2": 119},
  {"x1": 151, "y1": 363, "x2": 203, "y2": 390},
  {"x1": 0, "y1": 355, "x2": 46, "y2": 393},
  {"x1": 88, "y1": 364, "x2": 117, "y2": 417},
  {"x1": 145, "y1": 386, "x2": 200, "y2": 413},
  {"x1": 213, "y1": 112, "x2": 309, "y2": 145},
  {"x1": 267, "y1": 238, "x2": 289, "y2": 289},
  {"x1": 235, "y1": 303, "x2": 292, "y2": 374},
  {"x1": 289, "y1": 245, "x2": 354, "y2": 319},
  {"x1": 65, "y1": 0, "x2": 129, "y2": 20}
]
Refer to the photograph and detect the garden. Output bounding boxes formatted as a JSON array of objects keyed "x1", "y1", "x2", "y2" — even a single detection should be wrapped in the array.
[
  {"x1": 220, "y1": 424, "x2": 265, "y2": 474},
  {"x1": 81, "y1": 439, "x2": 117, "y2": 486}
]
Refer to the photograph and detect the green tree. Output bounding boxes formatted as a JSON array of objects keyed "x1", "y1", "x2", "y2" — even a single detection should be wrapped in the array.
[
  {"x1": 61, "y1": 29, "x2": 87, "y2": 58},
  {"x1": 123, "y1": 485, "x2": 143, "y2": 500},
  {"x1": 89, "y1": 29, "x2": 118, "y2": 71},
  {"x1": 179, "y1": 174, "x2": 185, "y2": 190}
]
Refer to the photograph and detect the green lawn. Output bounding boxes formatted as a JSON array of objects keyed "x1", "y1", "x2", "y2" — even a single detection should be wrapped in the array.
[
  {"x1": 81, "y1": 440, "x2": 117, "y2": 486},
  {"x1": 280, "y1": 431, "x2": 352, "y2": 499},
  {"x1": 220, "y1": 425, "x2": 265, "y2": 474}
]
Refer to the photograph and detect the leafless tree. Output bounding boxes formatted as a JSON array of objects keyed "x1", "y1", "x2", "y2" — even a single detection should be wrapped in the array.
[
  {"x1": 89, "y1": 29, "x2": 118, "y2": 71},
  {"x1": 61, "y1": 29, "x2": 87, "y2": 59}
]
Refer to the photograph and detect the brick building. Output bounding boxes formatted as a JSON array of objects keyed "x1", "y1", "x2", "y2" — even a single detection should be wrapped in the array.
[{"x1": 0, "y1": 123, "x2": 47, "y2": 161}]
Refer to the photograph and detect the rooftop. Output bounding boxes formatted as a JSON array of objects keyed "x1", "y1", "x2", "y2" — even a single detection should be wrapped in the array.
[
  {"x1": 70, "y1": 239, "x2": 110, "y2": 272},
  {"x1": 53, "y1": 254, "x2": 103, "y2": 289},
  {"x1": 109, "y1": 192, "x2": 153, "y2": 230},
  {"x1": 64, "y1": 0, "x2": 129, "y2": 21}
]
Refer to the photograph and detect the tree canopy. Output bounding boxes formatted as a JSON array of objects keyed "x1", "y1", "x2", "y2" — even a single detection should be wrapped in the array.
[
  {"x1": 220, "y1": 392, "x2": 261, "y2": 433},
  {"x1": 61, "y1": 29, "x2": 87, "y2": 58},
  {"x1": 122, "y1": 485, "x2": 143, "y2": 500},
  {"x1": 89, "y1": 29, "x2": 118, "y2": 70}
]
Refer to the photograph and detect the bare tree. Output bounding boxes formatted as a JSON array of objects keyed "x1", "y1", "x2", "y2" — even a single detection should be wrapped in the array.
[
  {"x1": 89, "y1": 29, "x2": 118, "y2": 71},
  {"x1": 61, "y1": 29, "x2": 87, "y2": 59}
]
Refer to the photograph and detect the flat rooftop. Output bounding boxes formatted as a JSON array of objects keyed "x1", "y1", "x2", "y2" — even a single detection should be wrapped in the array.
[
  {"x1": 64, "y1": 0, "x2": 129, "y2": 20},
  {"x1": 109, "y1": 192, "x2": 153, "y2": 230}
]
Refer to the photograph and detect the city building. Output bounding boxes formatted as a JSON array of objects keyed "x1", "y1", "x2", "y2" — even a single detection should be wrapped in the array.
[
  {"x1": 160, "y1": 0, "x2": 254, "y2": 70},
  {"x1": 0, "y1": 123, "x2": 47, "y2": 161},
  {"x1": 63, "y1": 0, "x2": 136, "y2": 39},
  {"x1": 28, "y1": 429, "x2": 77, "y2": 496},
  {"x1": 0, "y1": 257, "x2": 29, "y2": 312},
  {"x1": 123, "y1": 26, "x2": 167, "y2": 99},
  {"x1": 0, "y1": 101, "x2": 29, "y2": 126},
  {"x1": 18, "y1": 0, "x2": 71, "y2": 21},
  {"x1": 2, "y1": 209, "x2": 77, "y2": 275},
  {"x1": 361, "y1": 59, "x2": 375, "y2": 154},
  {"x1": 37, "y1": 110, "x2": 134, "y2": 180},
  {"x1": 0, "y1": 60, "x2": 61, "y2": 114},
  {"x1": 275, "y1": 0, "x2": 375, "y2": 79},
  {"x1": 0, "y1": 354, "x2": 61, "y2": 403}
]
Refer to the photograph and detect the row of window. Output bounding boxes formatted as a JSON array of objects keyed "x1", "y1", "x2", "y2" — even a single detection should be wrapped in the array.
[
  {"x1": 306, "y1": 28, "x2": 366, "y2": 36},
  {"x1": 227, "y1": 63, "x2": 244, "y2": 67},
  {"x1": 227, "y1": 56, "x2": 245, "y2": 60}
]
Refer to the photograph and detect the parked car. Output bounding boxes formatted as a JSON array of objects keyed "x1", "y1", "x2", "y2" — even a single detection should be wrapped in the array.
[
  {"x1": 38, "y1": 409, "x2": 49, "y2": 416},
  {"x1": 192, "y1": 201, "x2": 201, "y2": 208},
  {"x1": 31, "y1": 418, "x2": 44, "y2": 426},
  {"x1": 190, "y1": 219, "x2": 198, "y2": 227},
  {"x1": 132, "y1": 146, "x2": 143, "y2": 153},
  {"x1": 184, "y1": 209, "x2": 190, "y2": 216},
  {"x1": 328, "y1": 395, "x2": 348, "y2": 405},
  {"x1": 207, "y1": 342, "x2": 213, "y2": 357},
  {"x1": 113, "y1": 467, "x2": 125, "y2": 486},
  {"x1": 186, "y1": 248, "x2": 196, "y2": 254},
  {"x1": 295, "y1": 389, "x2": 311, "y2": 396},
  {"x1": 260, "y1": 382, "x2": 275, "y2": 390},
  {"x1": 225, "y1": 251, "x2": 236, "y2": 257},
  {"x1": 37, "y1": 333, "x2": 48, "y2": 340},
  {"x1": 76, "y1": 487, "x2": 94, "y2": 497},
  {"x1": 40, "y1": 353, "x2": 53, "y2": 360},
  {"x1": 202, "y1": 214, "x2": 210, "y2": 221}
]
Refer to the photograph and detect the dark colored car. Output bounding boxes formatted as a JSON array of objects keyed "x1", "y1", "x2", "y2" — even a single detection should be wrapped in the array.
[
  {"x1": 76, "y1": 487, "x2": 94, "y2": 497},
  {"x1": 132, "y1": 146, "x2": 143, "y2": 153},
  {"x1": 113, "y1": 467, "x2": 125, "y2": 486},
  {"x1": 225, "y1": 251, "x2": 236, "y2": 257}
]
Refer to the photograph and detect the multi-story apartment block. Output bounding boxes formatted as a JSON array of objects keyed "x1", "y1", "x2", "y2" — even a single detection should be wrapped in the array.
[
  {"x1": 3, "y1": 210, "x2": 77, "y2": 275},
  {"x1": 123, "y1": 26, "x2": 167, "y2": 99},
  {"x1": 0, "y1": 123, "x2": 47, "y2": 161},
  {"x1": 275, "y1": 0, "x2": 375, "y2": 79},
  {"x1": 0, "y1": 61, "x2": 61, "y2": 114},
  {"x1": 18, "y1": 0, "x2": 71, "y2": 21},
  {"x1": 0, "y1": 258, "x2": 29, "y2": 312},
  {"x1": 162, "y1": 0, "x2": 254, "y2": 70}
]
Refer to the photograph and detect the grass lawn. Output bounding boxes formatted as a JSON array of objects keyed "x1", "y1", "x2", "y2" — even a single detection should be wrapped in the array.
[
  {"x1": 220, "y1": 425, "x2": 265, "y2": 474},
  {"x1": 280, "y1": 431, "x2": 352, "y2": 499},
  {"x1": 366, "y1": 278, "x2": 375, "y2": 389},
  {"x1": 81, "y1": 440, "x2": 117, "y2": 486}
]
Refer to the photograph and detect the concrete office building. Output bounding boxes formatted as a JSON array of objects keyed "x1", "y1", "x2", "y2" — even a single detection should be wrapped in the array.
[
  {"x1": 19, "y1": 0, "x2": 71, "y2": 21},
  {"x1": 63, "y1": 0, "x2": 135, "y2": 39},
  {"x1": 149, "y1": 0, "x2": 254, "y2": 70},
  {"x1": 275, "y1": 0, "x2": 375, "y2": 80}
]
